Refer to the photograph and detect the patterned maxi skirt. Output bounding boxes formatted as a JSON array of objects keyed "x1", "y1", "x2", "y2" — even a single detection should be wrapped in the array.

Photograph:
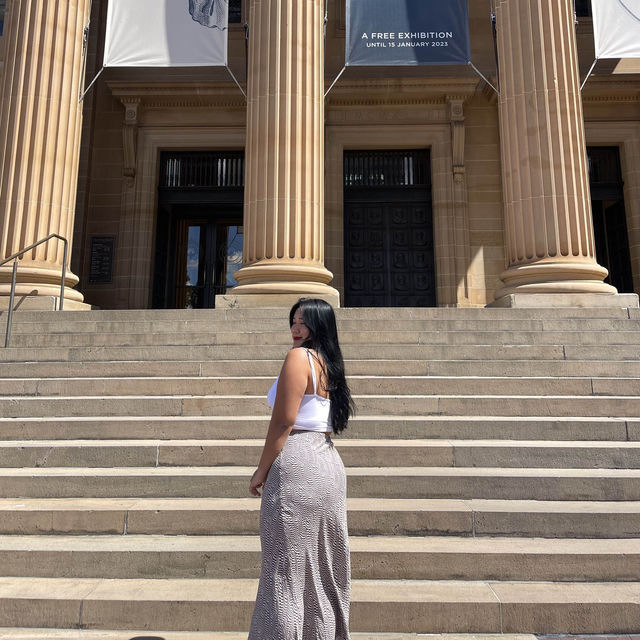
[{"x1": 248, "y1": 430, "x2": 351, "y2": 640}]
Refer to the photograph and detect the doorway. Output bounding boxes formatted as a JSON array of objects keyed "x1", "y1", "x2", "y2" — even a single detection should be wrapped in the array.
[
  {"x1": 172, "y1": 213, "x2": 243, "y2": 309},
  {"x1": 588, "y1": 146, "x2": 634, "y2": 293},
  {"x1": 343, "y1": 150, "x2": 435, "y2": 307},
  {"x1": 153, "y1": 151, "x2": 244, "y2": 308}
]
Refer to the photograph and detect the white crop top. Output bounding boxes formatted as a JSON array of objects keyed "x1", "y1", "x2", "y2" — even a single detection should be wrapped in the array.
[{"x1": 267, "y1": 348, "x2": 332, "y2": 433}]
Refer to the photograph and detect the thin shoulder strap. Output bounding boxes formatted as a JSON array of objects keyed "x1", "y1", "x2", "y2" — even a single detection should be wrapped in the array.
[{"x1": 305, "y1": 348, "x2": 317, "y2": 394}]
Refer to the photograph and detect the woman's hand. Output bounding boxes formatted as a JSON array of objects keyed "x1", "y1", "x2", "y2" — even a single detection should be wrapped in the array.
[{"x1": 250, "y1": 467, "x2": 268, "y2": 497}]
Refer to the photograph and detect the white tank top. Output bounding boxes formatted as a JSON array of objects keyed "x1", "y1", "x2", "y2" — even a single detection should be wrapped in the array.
[{"x1": 267, "y1": 348, "x2": 332, "y2": 433}]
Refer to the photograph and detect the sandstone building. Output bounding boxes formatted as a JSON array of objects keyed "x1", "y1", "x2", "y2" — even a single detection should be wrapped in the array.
[
  {"x1": 0, "y1": 0, "x2": 639, "y2": 311},
  {"x1": 1, "y1": 3, "x2": 640, "y2": 635}
]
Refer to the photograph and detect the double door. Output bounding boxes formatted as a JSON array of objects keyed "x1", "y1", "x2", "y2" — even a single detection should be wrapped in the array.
[
  {"x1": 344, "y1": 194, "x2": 435, "y2": 307},
  {"x1": 154, "y1": 206, "x2": 243, "y2": 309},
  {"x1": 343, "y1": 149, "x2": 435, "y2": 307},
  {"x1": 173, "y1": 216, "x2": 243, "y2": 308}
]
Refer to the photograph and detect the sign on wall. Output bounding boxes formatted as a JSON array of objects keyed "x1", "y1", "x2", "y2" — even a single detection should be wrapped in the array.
[
  {"x1": 89, "y1": 236, "x2": 115, "y2": 285},
  {"x1": 104, "y1": 0, "x2": 228, "y2": 67},
  {"x1": 345, "y1": 0, "x2": 470, "y2": 66},
  {"x1": 592, "y1": 0, "x2": 640, "y2": 59}
]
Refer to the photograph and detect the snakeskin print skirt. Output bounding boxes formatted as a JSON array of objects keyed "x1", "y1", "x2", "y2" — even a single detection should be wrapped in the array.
[{"x1": 248, "y1": 430, "x2": 351, "y2": 640}]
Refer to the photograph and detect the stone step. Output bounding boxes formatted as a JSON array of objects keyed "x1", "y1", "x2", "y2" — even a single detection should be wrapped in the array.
[
  {"x1": 2, "y1": 343, "x2": 640, "y2": 363},
  {"x1": 2, "y1": 394, "x2": 638, "y2": 418},
  {"x1": 0, "y1": 344, "x2": 575, "y2": 363},
  {"x1": 4, "y1": 359, "x2": 640, "y2": 379},
  {"x1": 3, "y1": 375, "x2": 639, "y2": 397},
  {"x1": 0, "y1": 535, "x2": 638, "y2": 582},
  {"x1": 0, "y1": 439, "x2": 638, "y2": 469},
  {"x1": 1, "y1": 466, "x2": 639, "y2": 500},
  {"x1": 2, "y1": 305, "x2": 639, "y2": 639},
  {"x1": 7, "y1": 317, "x2": 640, "y2": 335},
  {"x1": 0, "y1": 497, "x2": 638, "y2": 538},
  {"x1": 6, "y1": 329, "x2": 640, "y2": 349},
  {"x1": 1, "y1": 416, "x2": 634, "y2": 442},
  {"x1": 0, "y1": 576, "x2": 638, "y2": 633},
  {"x1": 0, "y1": 631, "x2": 537, "y2": 640},
  {"x1": 4, "y1": 307, "x2": 636, "y2": 322}
]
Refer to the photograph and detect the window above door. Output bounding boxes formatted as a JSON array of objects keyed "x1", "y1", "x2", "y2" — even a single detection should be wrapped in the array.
[{"x1": 575, "y1": 0, "x2": 592, "y2": 17}]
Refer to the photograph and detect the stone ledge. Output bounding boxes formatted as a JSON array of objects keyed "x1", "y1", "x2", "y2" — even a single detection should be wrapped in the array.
[
  {"x1": 0, "y1": 296, "x2": 95, "y2": 312},
  {"x1": 215, "y1": 292, "x2": 340, "y2": 309},
  {"x1": 489, "y1": 293, "x2": 639, "y2": 309}
]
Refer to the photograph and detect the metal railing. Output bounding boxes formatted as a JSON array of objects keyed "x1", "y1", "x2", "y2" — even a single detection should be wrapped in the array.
[{"x1": 1, "y1": 234, "x2": 68, "y2": 348}]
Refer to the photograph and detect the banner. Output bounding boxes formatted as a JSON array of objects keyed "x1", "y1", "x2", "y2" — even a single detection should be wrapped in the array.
[
  {"x1": 592, "y1": 0, "x2": 640, "y2": 59},
  {"x1": 345, "y1": 0, "x2": 470, "y2": 66},
  {"x1": 104, "y1": 0, "x2": 228, "y2": 67}
]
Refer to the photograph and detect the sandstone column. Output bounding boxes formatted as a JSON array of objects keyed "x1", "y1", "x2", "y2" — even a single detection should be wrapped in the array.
[
  {"x1": 0, "y1": 0, "x2": 89, "y2": 303},
  {"x1": 229, "y1": 0, "x2": 340, "y2": 306},
  {"x1": 493, "y1": 0, "x2": 616, "y2": 301}
]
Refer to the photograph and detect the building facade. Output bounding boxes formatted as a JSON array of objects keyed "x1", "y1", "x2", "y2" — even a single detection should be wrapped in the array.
[{"x1": 0, "y1": 0, "x2": 639, "y2": 310}]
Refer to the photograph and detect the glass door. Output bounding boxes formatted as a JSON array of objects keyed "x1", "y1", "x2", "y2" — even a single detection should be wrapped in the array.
[
  {"x1": 174, "y1": 219, "x2": 212, "y2": 309},
  {"x1": 173, "y1": 218, "x2": 243, "y2": 308},
  {"x1": 217, "y1": 223, "x2": 243, "y2": 292}
]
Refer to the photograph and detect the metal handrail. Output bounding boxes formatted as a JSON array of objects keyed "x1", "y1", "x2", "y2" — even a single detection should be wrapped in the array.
[{"x1": 1, "y1": 234, "x2": 68, "y2": 348}]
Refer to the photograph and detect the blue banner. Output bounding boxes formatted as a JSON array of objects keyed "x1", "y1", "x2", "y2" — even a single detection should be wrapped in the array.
[{"x1": 346, "y1": 0, "x2": 471, "y2": 66}]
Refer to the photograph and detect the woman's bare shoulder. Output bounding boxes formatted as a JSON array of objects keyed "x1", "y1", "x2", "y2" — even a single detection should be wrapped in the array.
[
  {"x1": 281, "y1": 347, "x2": 310, "y2": 369},
  {"x1": 278, "y1": 348, "x2": 311, "y2": 388}
]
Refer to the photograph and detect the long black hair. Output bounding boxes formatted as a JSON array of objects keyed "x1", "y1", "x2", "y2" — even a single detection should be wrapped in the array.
[{"x1": 289, "y1": 298, "x2": 355, "y2": 434}]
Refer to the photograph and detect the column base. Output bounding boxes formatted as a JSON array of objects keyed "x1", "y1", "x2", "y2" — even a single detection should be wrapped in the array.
[
  {"x1": 495, "y1": 260, "x2": 618, "y2": 300},
  {"x1": 0, "y1": 295, "x2": 94, "y2": 311},
  {"x1": 228, "y1": 262, "x2": 340, "y2": 307},
  {"x1": 0, "y1": 263, "x2": 84, "y2": 303},
  {"x1": 217, "y1": 287, "x2": 340, "y2": 309},
  {"x1": 489, "y1": 293, "x2": 639, "y2": 309}
]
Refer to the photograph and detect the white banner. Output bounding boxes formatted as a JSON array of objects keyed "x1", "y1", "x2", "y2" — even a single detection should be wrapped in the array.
[
  {"x1": 104, "y1": 0, "x2": 228, "y2": 67},
  {"x1": 592, "y1": 0, "x2": 640, "y2": 59}
]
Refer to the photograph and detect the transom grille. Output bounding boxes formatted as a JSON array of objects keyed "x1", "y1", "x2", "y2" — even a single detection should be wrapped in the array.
[
  {"x1": 344, "y1": 150, "x2": 430, "y2": 188},
  {"x1": 588, "y1": 147, "x2": 622, "y2": 186},
  {"x1": 229, "y1": 0, "x2": 242, "y2": 23},
  {"x1": 160, "y1": 151, "x2": 245, "y2": 189},
  {"x1": 574, "y1": 0, "x2": 592, "y2": 17}
]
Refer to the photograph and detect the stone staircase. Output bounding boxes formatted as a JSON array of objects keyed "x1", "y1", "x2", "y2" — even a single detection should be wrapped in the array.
[{"x1": 0, "y1": 306, "x2": 639, "y2": 638}]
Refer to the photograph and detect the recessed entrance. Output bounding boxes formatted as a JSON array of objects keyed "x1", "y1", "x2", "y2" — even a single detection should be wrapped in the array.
[
  {"x1": 343, "y1": 150, "x2": 435, "y2": 307},
  {"x1": 153, "y1": 151, "x2": 244, "y2": 308},
  {"x1": 588, "y1": 147, "x2": 634, "y2": 293}
]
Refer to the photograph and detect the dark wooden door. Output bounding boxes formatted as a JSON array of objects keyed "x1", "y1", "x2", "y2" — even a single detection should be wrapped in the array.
[{"x1": 344, "y1": 150, "x2": 435, "y2": 307}]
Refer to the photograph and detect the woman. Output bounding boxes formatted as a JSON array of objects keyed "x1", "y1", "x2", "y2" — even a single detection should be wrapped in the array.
[{"x1": 248, "y1": 298, "x2": 355, "y2": 640}]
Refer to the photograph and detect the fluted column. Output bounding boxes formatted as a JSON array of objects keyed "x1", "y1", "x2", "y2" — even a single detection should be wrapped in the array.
[
  {"x1": 0, "y1": 0, "x2": 89, "y2": 302},
  {"x1": 231, "y1": 0, "x2": 339, "y2": 304},
  {"x1": 494, "y1": 0, "x2": 616, "y2": 299}
]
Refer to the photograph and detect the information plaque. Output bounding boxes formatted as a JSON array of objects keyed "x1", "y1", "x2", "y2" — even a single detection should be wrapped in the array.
[{"x1": 89, "y1": 236, "x2": 115, "y2": 284}]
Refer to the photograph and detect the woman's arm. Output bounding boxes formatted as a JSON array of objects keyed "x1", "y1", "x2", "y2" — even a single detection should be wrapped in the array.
[{"x1": 249, "y1": 348, "x2": 309, "y2": 496}]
